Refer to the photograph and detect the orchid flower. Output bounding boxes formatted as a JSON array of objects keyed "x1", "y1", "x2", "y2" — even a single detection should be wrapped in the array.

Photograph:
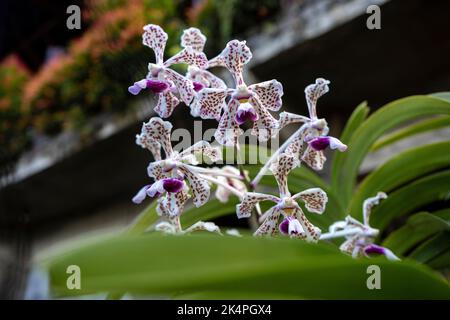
[
  {"x1": 181, "y1": 28, "x2": 227, "y2": 92},
  {"x1": 214, "y1": 166, "x2": 247, "y2": 203},
  {"x1": 278, "y1": 78, "x2": 347, "y2": 170},
  {"x1": 190, "y1": 40, "x2": 283, "y2": 146},
  {"x1": 251, "y1": 78, "x2": 346, "y2": 187},
  {"x1": 133, "y1": 117, "x2": 222, "y2": 218},
  {"x1": 128, "y1": 25, "x2": 208, "y2": 118},
  {"x1": 321, "y1": 192, "x2": 400, "y2": 260},
  {"x1": 237, "y1": 154, "x2": 328, "y2": 242}
]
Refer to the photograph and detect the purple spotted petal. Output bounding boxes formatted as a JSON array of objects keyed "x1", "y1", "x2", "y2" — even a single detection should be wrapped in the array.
[
  {"x1": 146, "y1": 79, "x2": 170, "y2": 94},
  {"x1": 309, "y1": 136, "x2": 330, "y2": 151},
  {"x1": 235, "y1": 104, "x2": 258, "y2": 125},
  {"x1": 162, "y1": 178, "x2": 184, "y2": 193},
  {"x1": 193, "y1": 81, "x2": 205, "y2": 92}
]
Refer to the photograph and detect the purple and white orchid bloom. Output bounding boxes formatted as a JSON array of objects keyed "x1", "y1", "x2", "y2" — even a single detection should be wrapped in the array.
[
  {"x1": 214, "y1": 166, "x2": 247, "y2": 203},
  {"x1": 237, "y1": 154, "x2": 328, "y2": 242},
  {"x1": 128, "y1": 25, "x2": 208, "y2": 118},
  {"x1": 180, "y1": 28, "x2": 227, "y2": 92},
  {"x1": 190, "y1": 40, "x2": 283, "y2": 145},
  {"x1": 132, "y1": 117, "x2": 222, "y2": 218},
  {"x1": 322, "y1": 192, "x2": 400, "y2": 261},
  {"x1": 279, "y1": 78, "x2": 347, "y2": 170},
  {"x1": 251, "y1": 78, "x2": 346, "y2": 187}
]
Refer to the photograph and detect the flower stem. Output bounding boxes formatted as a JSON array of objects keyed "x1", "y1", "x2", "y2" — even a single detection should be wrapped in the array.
[
  {"x1": 184, "y1": 165, "x2": 243, "y2": 179},
  {"x1": 319, "y1": 227, "x2": 362, "y2": 240},
  {"x1": 251, "y1": 124, "x2": 308, "y2": 187},
  {"x1": 235, "y1": 142, "x2": 260, "y2": 230},
  {"x1": 198, "y1": 174, "x2": 244, "y2": 199}
]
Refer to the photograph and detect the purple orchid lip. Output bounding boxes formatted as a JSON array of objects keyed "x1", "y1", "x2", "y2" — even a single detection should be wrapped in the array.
[
  {"x1": 193, "y1": 81, "x2": 205, "y2": 92},
  {"x1": 146, "y1": 80, "x2": 169, "y2": 94},
  {"x1": 235, "y1": 105, "x2": 258, "y2": 125},
  {"x1": 128, "y1": 84, "x2": 142, "y2": 95},
  {"x1": 309, "y1": 136, "x2": 330, "y2": 151},
  {"x1": 162, "y1": 178, "x2": 184, "y2": 193},
  {"x1": 279, "y1": 218, "x2": 290, "y2": 234},
  {"x1": 364, "y1": 244, "x2": 386, "y2": 256}
]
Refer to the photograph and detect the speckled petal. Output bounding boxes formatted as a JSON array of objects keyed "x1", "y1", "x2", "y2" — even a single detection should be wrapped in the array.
[
  {"x1": 180, "y1": 140, "x2": 222, "y2": 163},
  {"x1": 294, "y1": 208, "x2": 322, "y2": 242},
  {"x1": 147, "y1": 161, "x2": 168, "y2": 180},
  {"x1": 178, "y1": 166, "x2": 210, "y2": 207},
  {"x1": 181, "y1": 27, "x2": 207, "y2": 52},
  {"x1": 164, "y1": 47, "x2": 208, "y2": 69},
  {"x1": 250, "y1": 95, "x2": 278, "y2": 142},
  {"x1": 278, "y1": 112, "x2": 310, "y2": 129},
  {"x1": 269, "y1": 154, "x2": 299, "y2": 197},
  {"x1": 214, "y1": 99, "x2": 243, "y2": 146},
  {"x1": 363, "y1": 192, "x2": 387, "y2": 225},
  {"x1": 163, "y1": 68, "x2": 195, "y2": 105},
  {"x1": 142, "y1": 24, "x2": 168, "y2": 65},
  {"x1": 236, "y1": 192, "x2": 280, "y2": 219},
  {"x1": 156, "y1": 189, "x2": 190, "y2": 218},
  {"x1": 249, "y1": 80, "x2": 283, "y2": 111},
  {"x1": 214, "y1": 40, "x2": 252, "y2": 85},
  {"x1": 301, "y1": 145, "x2": 326, "y2": 171},
  {"x1": 284, "y1": 131, "x2": 308, "y2": 161},
  {"x1": 254, "y1": 207, "x2": 282, "y2": 236},
  {"x1": 201, "y1": 70, "x2": 227, "y2": 89},
  {"x1": 304, "y1": 78, "x2": 330, "y2": 119},
  {"x1": 154, "y1": 90, "x2": 180, "y2": 118},
  {"x1": 339, "y1": 235, "x2": 360, "y2": 256},
  {"x1": 135, "y1": 129, "x2": 162, "y2": 161},
  {"x1": 141, "y1": 117, "x2": 173, "y2": 157},
  {"x1": 293, "y1": 187, "x2": 328, "y2": 214},
  {"x1": 190, "y1": 88, "x2": 227, "y2": 120}
]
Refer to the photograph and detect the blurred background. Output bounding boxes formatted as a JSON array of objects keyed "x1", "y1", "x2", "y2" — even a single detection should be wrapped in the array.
[{"x1": 0, "y1": 0, "x2": 449, "y2": 299}]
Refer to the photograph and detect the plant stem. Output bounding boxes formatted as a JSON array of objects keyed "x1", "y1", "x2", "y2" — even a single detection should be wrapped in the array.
[
  {"x1": 183, "y1": 165, "x2": 242, "y2": 179},
  {"x1": 319, "y1": 227, "x2": 362, "y2": 240},
  {"x1": 235, "y1": 142, "x2": 260, "y2": 230},
  {"x1": 251, "y1": 124, "x2": 308, "y2": 187},
  {"x1": 199, "y1": 174, "x2": 244, "y2": 199}
]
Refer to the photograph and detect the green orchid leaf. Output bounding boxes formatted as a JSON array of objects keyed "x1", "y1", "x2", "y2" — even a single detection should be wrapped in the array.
[
  {"x1": 349, "y1": 141, "x2": 450, "y2": 218},
  {"x1": 331, "y1": 101, "x2": 370, "y2": 189},
  {"x1": 46, "y1": 234, "x2": 450, "y2": 299},
  {"x1": 371, "y1": 116, "x2": 450, "y2": 152},
  {"x1": 371, "y1": 170, "x2": 450, "y2": 231},
  {"x1": 382, "y1": 212, "x2": 450, "y2": 256},
  {"x1": 332, "y1": 95, "x2": 450, "y2": 207}
]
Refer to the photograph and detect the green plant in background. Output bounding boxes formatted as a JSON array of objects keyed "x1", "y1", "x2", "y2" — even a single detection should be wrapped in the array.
[
  {"x1": 0, "y1": 0, "x2": 282, "y2": 175},
  {"x1": 0, "y1": 56, "x2": 31, "y2": 176},
  {"x1": 42, "y1": 23, "x2": 450, "y2": 299}
]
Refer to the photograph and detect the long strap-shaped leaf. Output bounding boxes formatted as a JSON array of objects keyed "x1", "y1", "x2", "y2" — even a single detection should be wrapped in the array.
[
  {"x1": 349, "y1": 141, "x2": 450, "y2": 219},
  {"x1": 382, "y1": 212, "x2": 450, "y2": 256},
  {"x1": 332, "y1": 95, "x2": 450, "y2": 207},
  {"x1": 47, "y1": 234, "x2": 450, "y2": 299},
  {"x1": 371, "y1": 116, "x2": 450, "y2": 151},
  {"x1": 371, "y1": 170, "x2": 450, "y2": 231}
]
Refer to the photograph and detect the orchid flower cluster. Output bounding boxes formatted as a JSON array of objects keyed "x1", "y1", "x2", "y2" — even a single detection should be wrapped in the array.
[{"x1": 128, "y1": 24, "x2": 398, "y2": 260}]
